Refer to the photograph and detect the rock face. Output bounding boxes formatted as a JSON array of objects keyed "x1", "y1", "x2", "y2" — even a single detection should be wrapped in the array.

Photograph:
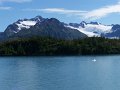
[
  {"x1": 3, "y1": 16, "x2": 87, "y2": 40},
  {"x1": 105, "y1": 24, "x2": 120, "y2": 38}
]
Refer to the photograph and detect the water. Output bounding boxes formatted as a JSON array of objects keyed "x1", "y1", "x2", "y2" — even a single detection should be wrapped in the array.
[{"x1": 0, "y1": 56, "x2": 120, "y2": 90}]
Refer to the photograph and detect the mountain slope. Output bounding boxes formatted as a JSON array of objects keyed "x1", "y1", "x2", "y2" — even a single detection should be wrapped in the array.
[
  {"x1": 2, "y1": 16, "x2": 120, "y2": 40},
  {"x1": 3, "y1": 16, "x2": 87, "y2": 40},
  {"x1": 65, "y1": 21, "x2": 113, "y2": 37},
  {"x1": 105, "y1": 24, "x2": 120, "y2": 38}
]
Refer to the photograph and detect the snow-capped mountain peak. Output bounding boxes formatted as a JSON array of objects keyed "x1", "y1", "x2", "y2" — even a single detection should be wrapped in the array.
[
  {"x1": 80, "y1": 21, "x2": 87, "y2": 28},
  {"x1": 4, "y1": 16, "x2": 120, "y2": 39},
  {"x1": 31, "y1": 16, "x2": 44, "y2": 22},
  {"x1": 13, "y1": 16, "x2": 45, "y2": 32},
  {"x1": 4, "y1": 16, "x2": 87, "y2": 39},
  {"x1": 65, "y1": 21, "x2": 113, "y2": 37},
  {"x1": 80, "y1": 21, "x2": 87, "y2": 24}
]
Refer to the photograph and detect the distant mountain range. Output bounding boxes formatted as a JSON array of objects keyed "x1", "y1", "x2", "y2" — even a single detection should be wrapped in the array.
[{"x1": 1, "y1": 16, "x2": 120, "y2": 40}]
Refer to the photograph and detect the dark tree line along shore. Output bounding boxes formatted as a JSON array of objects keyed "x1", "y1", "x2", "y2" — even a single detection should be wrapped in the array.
[{"x1": 0, "y1": 37, "x2": 120, "y2": 56}]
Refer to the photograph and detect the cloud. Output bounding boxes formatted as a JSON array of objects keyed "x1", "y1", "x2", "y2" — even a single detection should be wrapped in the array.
[
  {"x1": 84, "y1": 2, "x2": 120, "y2": 20},
  {"x1": 24, "y1": 8, "x2": 87, "y2": 16},
  {"x1": 40, "y1": 8, "x2": 87, "y2": 15},
  {"x1": 0, "y1": 0, "x2": 32, "y2": 3},
  {"x1": 24, "y1": 1, "x2": 120, "y2": 20},
  {"x1": 0, "y1": 6, "x2": 12, "y2": 10}
]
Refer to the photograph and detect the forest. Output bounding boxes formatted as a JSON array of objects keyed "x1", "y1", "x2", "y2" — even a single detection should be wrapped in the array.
[{"x1": 0, "y1": 37, "x2": 120, "y2": 56}]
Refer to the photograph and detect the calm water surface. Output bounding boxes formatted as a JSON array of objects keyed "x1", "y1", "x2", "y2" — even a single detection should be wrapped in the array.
[{"x1": 0, "y1": 56, "x2": 120, "y2": 90}]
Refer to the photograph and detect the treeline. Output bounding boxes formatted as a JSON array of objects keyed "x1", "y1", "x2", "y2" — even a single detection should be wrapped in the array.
[{"x1": 0, "y1": 37, "x2": 120, "y2": 56}]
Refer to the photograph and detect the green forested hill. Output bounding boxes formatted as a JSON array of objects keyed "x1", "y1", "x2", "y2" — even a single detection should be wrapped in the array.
[{"x1": 0, "y1": 37, "x2": 120, "y2": 56}]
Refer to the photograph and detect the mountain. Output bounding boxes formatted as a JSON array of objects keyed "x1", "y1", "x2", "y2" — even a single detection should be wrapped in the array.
[
  {"x1": 1, "y1": 16, "x2": 120, "y2": 41},
  {"x1": 66, "y1": 21, "x2": 120, "y2": 38},
  {"x1": 65, "y1": 21, "x2": 113, "y2": 37},
  {"x1": 3, "y1": 16, "x2": 87, "y2": 40},
  {"x1": 105, "y1": 24, "x2": 120, "y2": 39}
]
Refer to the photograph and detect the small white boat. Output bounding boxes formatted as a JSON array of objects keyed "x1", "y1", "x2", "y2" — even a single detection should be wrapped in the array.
[{"x1": 92, "y1": 59, "x2": 96, "y2": 62}]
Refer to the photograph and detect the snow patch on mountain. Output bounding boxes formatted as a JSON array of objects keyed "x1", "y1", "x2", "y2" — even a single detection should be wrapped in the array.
[
  {"x1": 65, "y1": 22, "x2": 113, "y2": 37},
  {"x1": 65, "y1": 25, "x2": 97, "y2": 37},
  {"x1": 86, "y1": 24, "x2": 112, "y2": 33},
  {"x1": 16, "y1": 21, "x2": 37, "y2": 30}
]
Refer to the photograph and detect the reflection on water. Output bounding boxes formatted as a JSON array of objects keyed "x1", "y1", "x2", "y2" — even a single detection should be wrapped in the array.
[{"x1": 0, "y1": 56, "x2": 119, "y2": 90}]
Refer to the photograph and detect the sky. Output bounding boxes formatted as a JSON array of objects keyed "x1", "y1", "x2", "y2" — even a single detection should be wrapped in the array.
[{"x1": 0, "y1": 0, "x2": 120, "y2": 31}]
